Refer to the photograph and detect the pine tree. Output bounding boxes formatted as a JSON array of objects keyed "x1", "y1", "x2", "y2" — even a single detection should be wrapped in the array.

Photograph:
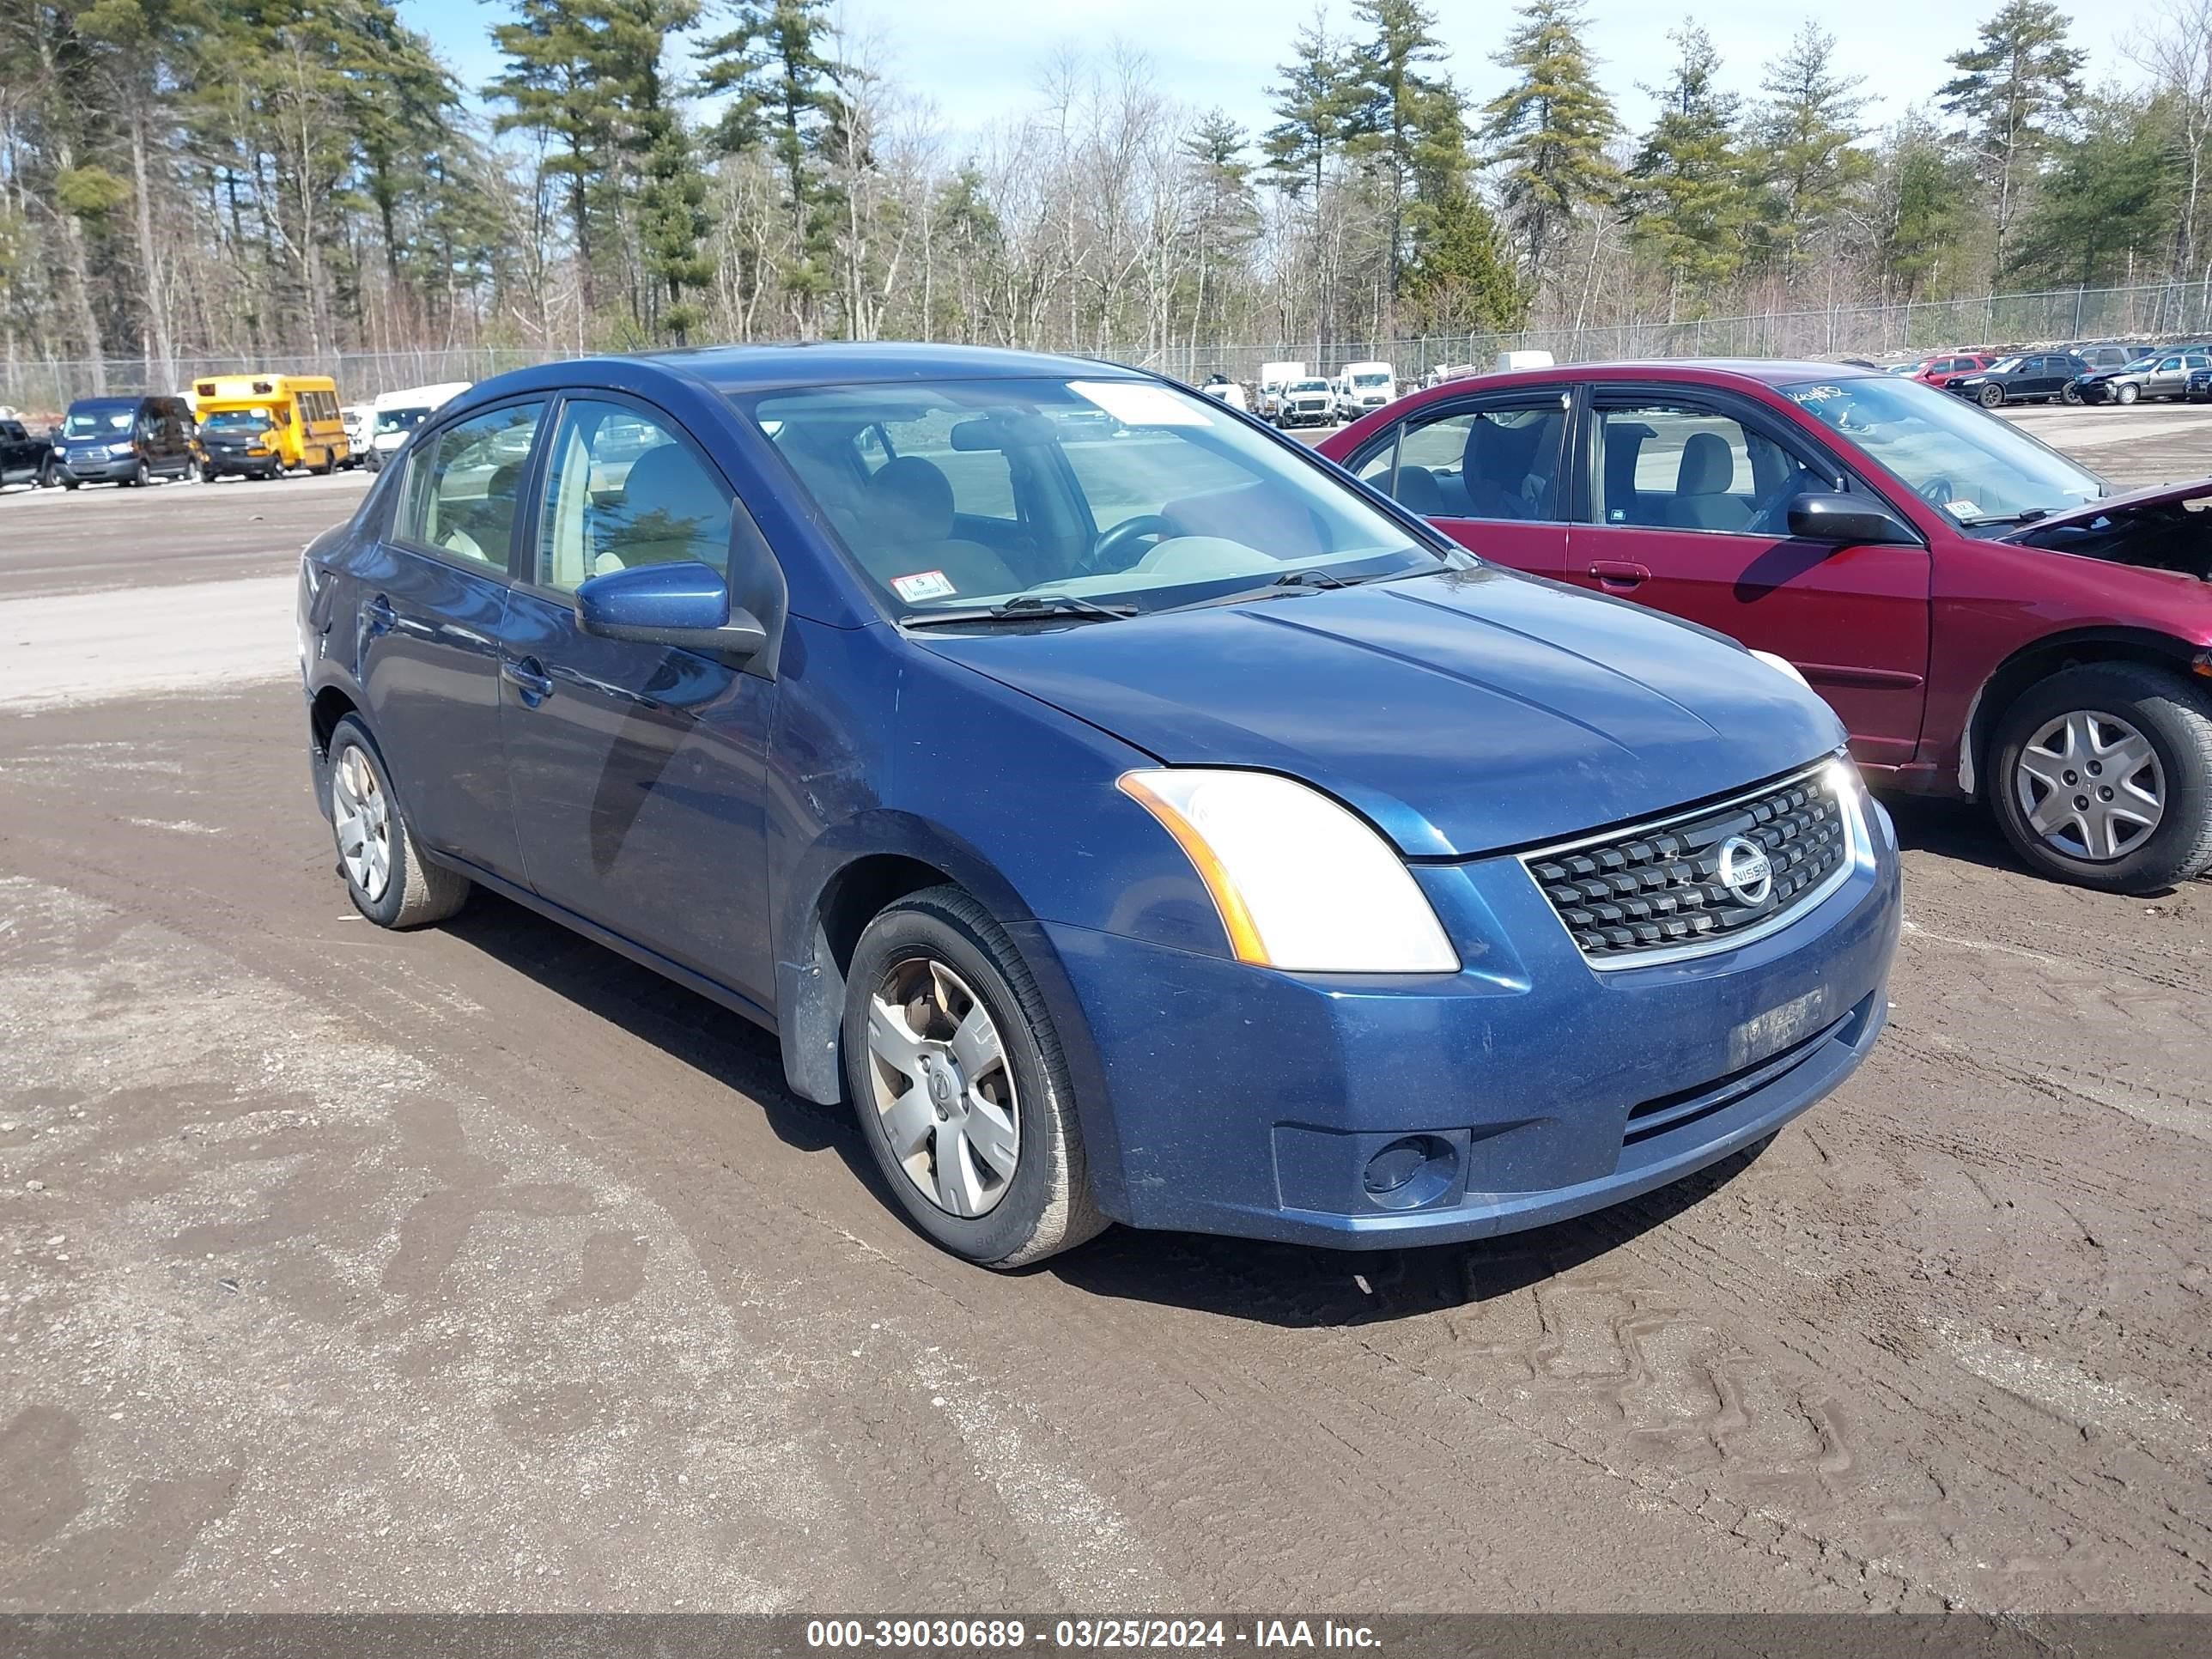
[
  {"x1": 1183, "y1": 112, "x2": 1261, "y2": 340},
  {"x1": 1940, "y1": 0, "x2": 2086, "y2": 270},
  {"x1": 1480, "y1": 0, "x2": 1619, "y2": 276},
  {"x1": 699, "y1": 0, "x2": 845, "y2": 329},
  {"x1": 1401, "y1": 189, "x2": 1528, "y2": 331},
  {"x1": 1343, "y1": 0, "x2": 1464, "y2": 300},
  {"x1": 599, "y1": 0, "x2": 714, "y2": 342},
  {"x1": 2010, "y1": 93, "x2": 2182, "y2": 286},
  {"x1": 1261, "y1": 7, "x2": 1362, "y2": 199},
  {"x1": 1873, "y1": 113, "x2": 1974, "y2": 301},
  {"x1": 1627, "y1": 26, "x2": 1755, "y2": 302},
  {"x1": 487, "y1": 0, "x2": 623, "y2": 317},
  {"x1": 1750, "y1": 22, "x2": 1872, "y2": 270}
]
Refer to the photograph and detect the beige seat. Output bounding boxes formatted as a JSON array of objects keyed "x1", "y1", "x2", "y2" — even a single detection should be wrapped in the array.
[
  {"x1": 861, "y1": 457, "x2": 1020, "y2": 599},
  {"x1": 599, "y1": 443, "x2": 730, "y2": 569},
  {"x1": 1667, "y1": 432, "x2": 1751, "y2": 531}
]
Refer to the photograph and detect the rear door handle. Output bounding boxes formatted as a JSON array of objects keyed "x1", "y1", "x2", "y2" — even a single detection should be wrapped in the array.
[
  {"x1": 501, "y1": 657, "x2": 554, "y2": 704},
  {"x1": 1589, "y1": 560, "x2": 1651, "y2": 589}
]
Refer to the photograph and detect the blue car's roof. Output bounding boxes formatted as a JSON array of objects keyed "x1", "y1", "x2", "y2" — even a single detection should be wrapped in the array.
[{"x1": 646, "y1": 341, "x2": 1144, "y2": 392}]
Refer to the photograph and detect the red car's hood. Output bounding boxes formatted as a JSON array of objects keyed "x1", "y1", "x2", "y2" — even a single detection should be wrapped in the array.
[{"x1": 1997, "y1": 477, "x2": 2212, "y2": 538}]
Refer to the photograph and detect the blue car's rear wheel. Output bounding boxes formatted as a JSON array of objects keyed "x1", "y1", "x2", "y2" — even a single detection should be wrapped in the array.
[
  {"x1": 326, "y1": 715, "x2": 470, "y2": 928},
  {"x1": 843, "y1": 885, "x2": 1105, "y2": 1267}
]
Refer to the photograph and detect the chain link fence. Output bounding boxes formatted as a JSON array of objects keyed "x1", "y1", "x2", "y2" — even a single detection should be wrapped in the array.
[{"x1": 10, "y1": 279, "x2": 2212, "y2": 418}]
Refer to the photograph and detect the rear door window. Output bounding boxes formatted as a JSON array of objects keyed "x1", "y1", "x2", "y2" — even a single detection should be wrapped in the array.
[
  {"x1": 1355, "y1": 398, "x2": 1567, "y2": 521},
  {"x1": 398, "y1": 402, "x2": 545, "y2": 571}
]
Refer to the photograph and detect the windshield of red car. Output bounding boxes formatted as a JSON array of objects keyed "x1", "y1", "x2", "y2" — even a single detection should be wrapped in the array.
[{"x1": 1781, "y1": 376, "x2": 2105, "y2": 529}]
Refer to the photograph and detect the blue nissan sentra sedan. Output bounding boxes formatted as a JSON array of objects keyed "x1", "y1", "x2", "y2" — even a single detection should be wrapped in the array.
[{"x1": 297, "y1": 344, "x2": 1900, "y2": 1267}]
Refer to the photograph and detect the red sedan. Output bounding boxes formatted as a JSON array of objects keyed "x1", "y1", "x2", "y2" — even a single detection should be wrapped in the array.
[
  {"x1": 1317, "y1": 361, "x2": 2212, "y2": 892},
  {"x1": 1907, "y1": 351, "x2": 1997, "y2": 386}
]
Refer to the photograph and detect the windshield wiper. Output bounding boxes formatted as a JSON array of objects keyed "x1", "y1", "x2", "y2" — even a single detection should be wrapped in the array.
[
  {"x1": 902, "y1": 592, "x2": 1139, "y2": 627},
  {"x1": 1161, "y1": 566, "x2": 1412, "y2": 613}
]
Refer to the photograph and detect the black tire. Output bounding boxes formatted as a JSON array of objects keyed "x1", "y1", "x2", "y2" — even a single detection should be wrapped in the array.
[
  {"x1": 842, "y1": 884, "x2": 1107, "y2": 1268},
  {"x1": 2061, "y1": 384, "x2": 2082, "y2": 404},
  {"x1": 37, "y1": 459, "x2": 55, "y2": 488},
  {"x1": 1978, "y1": 384, "x2": 2005, "y2": 408},
  {"x1": 1988, "y1": 664, "x2": 2212, "y2": 894},
  {"x1": 325, "y1": 715, "x2": 471, "y2": 928},
  {"x1": 2116, "y1": 381, "x2": 2140, "y2": 405},
  {"x1": 130, "y1": 458, "x2": 150, "y2": 487}
]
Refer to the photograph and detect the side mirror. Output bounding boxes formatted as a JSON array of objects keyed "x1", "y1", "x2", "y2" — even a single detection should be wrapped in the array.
[
  {"x1": 575, "y1": 560, "x2": 766, "y2": 659},
  {"x1": 1785, "y1": 491, "x2": 1918, "y2": 547}
]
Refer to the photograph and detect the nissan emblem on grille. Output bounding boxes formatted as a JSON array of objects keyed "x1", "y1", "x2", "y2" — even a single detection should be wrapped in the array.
[
  {"x1": 1522, "y1": 763, "x2": 1854, "y2": 963},
  {"x1": 1717, "y1": 836, "x2": 1775, "y2": 905}
]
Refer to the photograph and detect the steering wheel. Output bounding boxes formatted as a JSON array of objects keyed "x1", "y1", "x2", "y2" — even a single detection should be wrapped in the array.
[
  {"x1": 1919, "y1": 477, "x2": 1956, "y2": 508},
  {"x1": 1082, "y1": 514, "x2": 1176, "y2": 576}
]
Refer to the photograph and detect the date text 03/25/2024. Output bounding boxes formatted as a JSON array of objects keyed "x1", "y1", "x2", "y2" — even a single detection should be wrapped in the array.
[{"x1": 804, "y1": 1620, "x2": 1381, "y2": 1650}]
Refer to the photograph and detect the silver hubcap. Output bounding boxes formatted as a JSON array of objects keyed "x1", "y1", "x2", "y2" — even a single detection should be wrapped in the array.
[
  {"x1": 866, "y1": 957, "x2": 1020, "y2": 1218},
  {"x1": 2014, "y1": 709, "x2": 2165, "y2": 863},
  {"x1": 331, "y1": 745, "x2": 393, "y2": 900}
]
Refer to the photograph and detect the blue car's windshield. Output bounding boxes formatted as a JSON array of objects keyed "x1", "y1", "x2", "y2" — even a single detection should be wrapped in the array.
[
  {"x1": 1780, "y1": 375, "x2": 2106, "y2": 529},
  {"x1": 740, "y1": 376, "x2": 1453, "y2": 617}
]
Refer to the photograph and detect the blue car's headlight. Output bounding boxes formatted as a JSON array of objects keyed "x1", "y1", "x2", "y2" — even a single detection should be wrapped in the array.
[{"x1": 1118, "y1": 769, "x2": 1460, "y2": 974}]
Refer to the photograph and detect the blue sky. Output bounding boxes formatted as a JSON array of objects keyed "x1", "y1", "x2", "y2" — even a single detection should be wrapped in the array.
[{"x1": 401, "y1": 0, "x2": 2168, "y2": 153}]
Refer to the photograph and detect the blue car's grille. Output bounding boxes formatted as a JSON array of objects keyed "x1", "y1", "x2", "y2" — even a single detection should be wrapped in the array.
[{"x1": 1525, "y1": 765, "x2": 1850, "y2": 964}]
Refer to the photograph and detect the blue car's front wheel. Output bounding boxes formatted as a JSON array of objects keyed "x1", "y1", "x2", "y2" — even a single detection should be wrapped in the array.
[{"x1": 843, "y1": 885, "x2": 1106, "y2": 1267}]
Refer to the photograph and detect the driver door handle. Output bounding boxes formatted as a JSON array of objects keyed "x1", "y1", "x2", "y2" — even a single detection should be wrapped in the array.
[
  {"x1": 501, "y1": 657, "x2": 554, "y2": 704},
  {"x1": 1589, "y1": 560, "x2": 1650, "y2": 589}
]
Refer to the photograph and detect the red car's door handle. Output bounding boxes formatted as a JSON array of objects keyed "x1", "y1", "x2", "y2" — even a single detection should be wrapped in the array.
[{"x1": 1588, "y1": 560, "x2": 1651, "y2": 589}]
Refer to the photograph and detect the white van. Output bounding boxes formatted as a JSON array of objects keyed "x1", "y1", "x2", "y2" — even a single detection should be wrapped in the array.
[
  {"x1": 365, "y1": 381, "x2": 473, "y2": 472},
  {"x1": 1335, "y1": 362, "x2": 1396, "y2": 420}
]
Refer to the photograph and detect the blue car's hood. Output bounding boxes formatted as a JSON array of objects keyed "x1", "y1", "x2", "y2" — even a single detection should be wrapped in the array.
[{"x1": 914, "y1": 568, "x2": 1845, "y2": 859}]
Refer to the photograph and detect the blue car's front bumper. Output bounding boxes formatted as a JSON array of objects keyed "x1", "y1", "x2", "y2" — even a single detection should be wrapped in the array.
[{"x1": 1032, "y1": 799, "x2": 1900, "y2": 1249}]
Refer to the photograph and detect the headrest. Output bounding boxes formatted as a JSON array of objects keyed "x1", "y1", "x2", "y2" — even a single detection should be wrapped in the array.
[
  {"x1": 869, "y1": 455, "x2": 957, "y2": 541},
  {"x1": 1678, "y1": 431, "x2": 1734, "y2": 495}
]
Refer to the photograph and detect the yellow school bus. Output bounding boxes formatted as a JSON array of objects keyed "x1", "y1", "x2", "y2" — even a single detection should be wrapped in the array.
[{"x1": 189, "y1": 374, "x2": 350, "y2": 477}]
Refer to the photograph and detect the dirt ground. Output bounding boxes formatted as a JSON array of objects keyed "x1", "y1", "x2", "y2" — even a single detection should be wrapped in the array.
[{"x1": 0, "y1": 404, "x2": 2208, "y2": 1613}]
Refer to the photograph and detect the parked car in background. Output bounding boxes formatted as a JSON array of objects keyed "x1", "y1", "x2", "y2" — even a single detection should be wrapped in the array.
[
  {"x1": 0, "y1": 416, "x2": 55, "y2": 489},
  {"x1": 2070, "y1": 344, "x2": 2136, "y2": 372},
  {"x1": 1335, "y1": 361, "x2": 1397, "y2": 422},
  {"x1": 2075, "y1": 348, "x2": 2210, "y2": 404},
  {"x1": 342, "y1": 403, "x2": 374, "y2": 464},
  {"x1": 296, "y1": 343, "x2": 1898, "y2": 1267},
  {"x1": 53, "y1": 393, "x2": 198, "y2": 488},
  {"x1": 1910, "y1": 352, "x2": 1997, "y2": 386},
  {"x1": 1199, "y1": 373, "x2": 1249, "y2": 410},
  {"x1": 1941, "y1": 351, "x2": 2093, "y2": 406},
  {"x1": 1274, "y1": 376, "x2": 1336, "y2": 428},
  {"x1": 364, "y1": 380, "x2": 473, "y2": 471},
  {"x1": 2187, "y1": 366, "x2": 2212, "y2": 402},
  {"x1": 1322, "y1": 361, "x2": 2212, "y2": 892},
  {"x1": 1255, "y1": 360, "x2": 1305, "y2": 422}
]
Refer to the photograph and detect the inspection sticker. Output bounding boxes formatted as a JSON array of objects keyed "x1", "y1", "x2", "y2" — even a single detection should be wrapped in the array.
[{"x1": 890, "y1": 569, "x2": 957, "y2": 603}]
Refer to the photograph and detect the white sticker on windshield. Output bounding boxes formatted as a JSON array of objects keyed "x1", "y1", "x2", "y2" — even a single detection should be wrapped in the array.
[
  {"x1": 1946, "y1": 500, "x2": 1982, "y2": 519},
  {"x1": 1068, "y1": 380, "x2": 1212, "y2": 427},
  {"x1": 891, "y1": 568, "x2": 957, "y2": 602}
]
